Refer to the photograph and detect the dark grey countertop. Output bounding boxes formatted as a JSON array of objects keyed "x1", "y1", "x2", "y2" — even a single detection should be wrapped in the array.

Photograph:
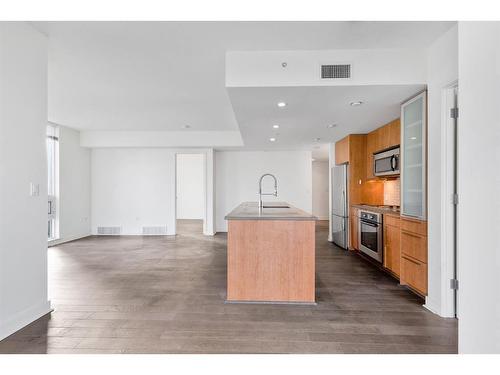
[
  {"x1": 352, "y1": 204, "x2": 401, "y2": 217},
  {"x1": 225, "y1": 202, "x2": 317, "y2": 221}
]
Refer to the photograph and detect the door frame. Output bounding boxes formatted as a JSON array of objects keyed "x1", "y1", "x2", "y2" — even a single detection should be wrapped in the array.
[
  {"x1": 173, "y1": 149, "x2": 215, "y2": 236},
  {"x1": 441, "y1": 81, "x2": 459, "y2": 318}
]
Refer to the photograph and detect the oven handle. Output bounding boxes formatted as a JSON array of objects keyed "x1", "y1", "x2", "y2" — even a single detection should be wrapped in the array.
[{"x1": 360, "y1": 219, "x2": 379, "y2": 227}]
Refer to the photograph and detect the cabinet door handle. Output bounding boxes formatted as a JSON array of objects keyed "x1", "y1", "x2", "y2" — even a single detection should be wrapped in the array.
[
  {"x1": 402, "y1": 255, "x2": 421, "y2": 266},
  {"x1": 401, "y1": 230, "x2": 421, "y2": 238}
]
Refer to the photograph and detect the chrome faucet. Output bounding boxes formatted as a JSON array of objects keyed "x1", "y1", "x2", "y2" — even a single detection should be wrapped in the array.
[{"x1": 258, "y1": 173, "x2": 278, "y2": 214}]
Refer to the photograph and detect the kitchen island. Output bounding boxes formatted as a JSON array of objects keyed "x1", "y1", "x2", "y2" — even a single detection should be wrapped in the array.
[{"x1": 225, "y1": 202, "x2": 317, "y2": 304}]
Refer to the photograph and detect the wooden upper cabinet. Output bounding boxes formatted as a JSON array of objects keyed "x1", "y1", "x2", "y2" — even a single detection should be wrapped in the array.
[
  {"x1": 365, "y1": 119, "x2": 400, "y2": 180},
  {"x1": 335, "y1": 136, "x2": 349, "y2": 165},
  {"x1": 388, "y1": 119, "x2": 401, "y2": 148},
  {"x1": 366, "y1": 131, "x2": 377, "y2": 179}
]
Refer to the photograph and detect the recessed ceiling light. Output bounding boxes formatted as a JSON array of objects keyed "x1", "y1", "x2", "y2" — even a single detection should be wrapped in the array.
[
  {"x1": 350, "y1": 101, "x2": 363, "y2": 107},
  {"x1": 273, "y1": 124, "x2": 280, "y2": 129},
  {"x1": 277, "y1": 102, "x2": 287, "y2": 108},
  {"x1": 269, "y1": 137, "x2": 277, "y2": 142},
  {"x1": 327, "y1": 124, "x2": 337, "y2": 128}
]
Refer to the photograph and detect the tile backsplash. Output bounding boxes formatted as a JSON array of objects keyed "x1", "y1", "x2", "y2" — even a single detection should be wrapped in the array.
[{"x1": 383, "y1": 179, "x2": 400, "y2": 206}]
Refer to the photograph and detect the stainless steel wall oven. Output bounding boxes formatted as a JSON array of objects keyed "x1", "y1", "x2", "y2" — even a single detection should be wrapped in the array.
[{"x1": 359, "y1": 210, "x2": 383, "y2": 263}]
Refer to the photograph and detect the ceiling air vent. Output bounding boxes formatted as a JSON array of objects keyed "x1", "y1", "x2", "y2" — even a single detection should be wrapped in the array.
[{"x1": 321, "y1": 64, "x2": 351, "y2": 79}]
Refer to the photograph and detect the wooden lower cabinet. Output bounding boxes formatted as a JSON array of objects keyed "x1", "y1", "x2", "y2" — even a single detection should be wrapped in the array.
[
  {"x1": 400, "y1": 217, "x2": 428, "y2": 296},
  {"x1": 383, "y1": 216, "x2": 400, "y2": 277},
  {"x1": 350, "y1": 207, "x2": 359, "y2": 250},
  {"x1": 400, "y1": 230, "x2": 427, "y2": 263},
  {"x1": 401, "y1": 255, "x2": 427, "y2": 295}
]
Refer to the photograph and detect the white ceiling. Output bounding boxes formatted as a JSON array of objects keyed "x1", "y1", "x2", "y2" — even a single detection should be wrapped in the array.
[
  {"x1": 32, "y1": 21, "x2": 454, "y2": 133},
  {"x1": 227, "y1": 85, "x2": 425, "y2": 160}
]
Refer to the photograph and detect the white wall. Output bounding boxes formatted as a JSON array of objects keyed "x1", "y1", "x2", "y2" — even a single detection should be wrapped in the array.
[
  {"x1": 54, "y1": 125, "x2": 91, "y2": 244},
  {"x1": 0, "y1": 23, "x2": 51, "y2": 340},
  {"x1": 176, "y1": 154, "x2": 204, "y2": 220},
  {"x1": 91, "y1": 148, "x2": 215, "y2": 236},
  {"x1": 215, "y1": 150, "x2": 312, "y2": 232},
  {"x1": 91, "y1": 148, "x2": 176, "y2": 235},
  {"x1": 457, "y1": 22, "x2": 500, "y2": 354},
  {"x1": 425, "y1": 25, "x2": 458, "y2": 317},
  {"x1": 312, "y1": 161, "x2": 329, "y2": 220}
]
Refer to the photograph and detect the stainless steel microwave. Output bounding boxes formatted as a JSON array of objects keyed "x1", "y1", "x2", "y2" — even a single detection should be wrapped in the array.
[{"x1": 374, "y1": 147, "x2": 400, "y2": 176}]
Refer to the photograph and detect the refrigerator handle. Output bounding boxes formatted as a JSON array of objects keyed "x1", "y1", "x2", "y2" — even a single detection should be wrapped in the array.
[{"x1": 342, "y1": 190, "x2": 346, "y2": 216}]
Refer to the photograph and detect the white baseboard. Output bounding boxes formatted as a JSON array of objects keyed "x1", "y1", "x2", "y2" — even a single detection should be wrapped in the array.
[
  {"x1": 424, "y1": 298, "x2": 455, "y2": 318},
  {"x1": 48, "y1": 233, "x2": 91, "y2": 247},
  {"x1": 0, "y1": 300, "x2": 52, "y2": 340}
]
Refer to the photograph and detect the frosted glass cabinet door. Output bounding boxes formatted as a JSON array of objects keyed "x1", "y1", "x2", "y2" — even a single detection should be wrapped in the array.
[{"x1": 401, "y1": 91, "x2": 427, "y2": 219}]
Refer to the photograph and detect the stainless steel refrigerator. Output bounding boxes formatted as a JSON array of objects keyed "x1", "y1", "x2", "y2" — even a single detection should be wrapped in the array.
[{"x1": 331, "y1": 164, "x2": 348, "y2": 249}]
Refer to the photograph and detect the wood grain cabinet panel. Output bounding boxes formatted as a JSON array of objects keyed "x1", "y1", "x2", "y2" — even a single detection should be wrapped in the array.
[
  {"x1": 348, "y1": 135, "x2": 367, "y2": 206},
  {"x1": 227, "y1": 220, "x2": 315, "y2": 303},
  {"x1": 401, "y1": 255, "x2": 427, "y2": 295},
  {"x1": 365, "y1": 119, "x2": 400, "y2": 180},
  {"x1": 334, "y1": 134, "x2": 367, "y2": 207},
  {"x1": 400, "y1": 230, "x2": 427, "y2": 263},
  {"x1": 366, "y1": 132, "x2": 376, "y2": 180},
  {"x1": 388, "y1": 119, "x2": 401, "y2": 147},
  {"x1": 383, "y1": 217, "x2": 401, "y2": 277},
  {"x1": 384, "y1": 215, "x2": 400, "y2": 228},
  {"x1": 399, "y1": 217, "x2": 428, "y2": 296},
  {"x1": 335, "y1": 136, "x2": 349, "y2": 165},
  {"x1": 350, "y1": 207, "x2": 359, "y2": 250},
  {"x1": 377, "y1": 125, "x2": 390, "y2": 150},
  {"x1": 400, "y1": 217, "x2": 428, "y2": 236}
]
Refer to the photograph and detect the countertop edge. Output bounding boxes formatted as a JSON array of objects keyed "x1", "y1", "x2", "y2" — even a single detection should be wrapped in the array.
[
  {"x1": 351, "y1": 204, "x2": 401, "y2": 217},
  {"x1": 225, "y1": 202, "x2": 318, "y2": 221}
]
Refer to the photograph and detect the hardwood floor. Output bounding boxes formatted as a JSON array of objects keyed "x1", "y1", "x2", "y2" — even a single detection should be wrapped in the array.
[{"x1": 0, "y1": 220, "x2": 457, "y2": 354}]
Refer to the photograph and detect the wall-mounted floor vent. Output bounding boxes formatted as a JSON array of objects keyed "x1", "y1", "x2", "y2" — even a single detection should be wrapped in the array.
[
  {"x1": 142, "y1": 226, "x2": 168, "y2": 235},
  {"x1": 321, "y1": 64, "x2": 351, "y2": 79},
  {"x1": 97, "y1": 226, "x2": 122, "y2": 235}
]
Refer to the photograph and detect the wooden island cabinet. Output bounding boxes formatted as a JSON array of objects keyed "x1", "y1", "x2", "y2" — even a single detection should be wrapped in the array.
[{"x1": 225, "y1": 202, "x2": 317, "y2": 304}]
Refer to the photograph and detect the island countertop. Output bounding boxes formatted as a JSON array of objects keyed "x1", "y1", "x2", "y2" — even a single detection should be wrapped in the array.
[{"x1": 224, "y1": 202, "x2": 317, "y2": 221}]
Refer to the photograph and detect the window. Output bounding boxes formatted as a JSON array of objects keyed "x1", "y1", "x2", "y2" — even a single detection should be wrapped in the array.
[{"x1": 47, "y1": 125, "x2": 59, "y2": 241}]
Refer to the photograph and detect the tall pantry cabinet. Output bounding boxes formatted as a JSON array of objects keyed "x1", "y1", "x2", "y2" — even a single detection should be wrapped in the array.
[{"x1": 399, "y1": 91, "x2": 428, "y2": 296}]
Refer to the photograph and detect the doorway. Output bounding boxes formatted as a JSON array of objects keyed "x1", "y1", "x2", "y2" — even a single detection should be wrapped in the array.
[
  {"x1": 175, "y1": 153, "x2": 205, "y2": 235},
  {"x1": 312, "y1": 159, "x2": 330, "y2": 221}
]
